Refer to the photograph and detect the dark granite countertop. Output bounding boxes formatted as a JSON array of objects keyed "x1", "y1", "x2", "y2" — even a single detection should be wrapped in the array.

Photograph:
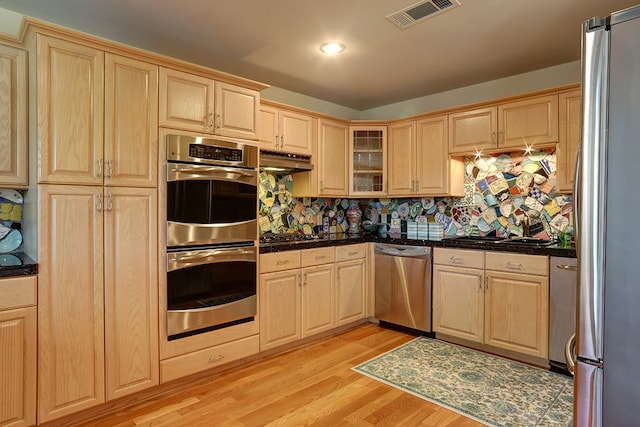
[
  {"x1": 0, "y1": 252, "x2": 38, "y2": 278},
  {"x1": 259, "y1": 234, "x2": 576, "y2": 258}
]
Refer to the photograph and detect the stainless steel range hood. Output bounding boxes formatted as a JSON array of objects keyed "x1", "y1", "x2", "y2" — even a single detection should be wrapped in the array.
[{"x1": 260, "y1": 150, "x2": 313, "y2": 172}]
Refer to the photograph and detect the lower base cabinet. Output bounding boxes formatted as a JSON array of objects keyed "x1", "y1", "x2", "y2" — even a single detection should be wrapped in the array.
[
  {"x1": 335, "y1": 245, "x2": 367, "y2": 326},
  {"x1": 259, "y1": 247, "x2": 336, "y2": 351},
  {"x1": 433, "y1": 248, "x2": 549, "y2": 360},
  {"x1": 259, "y1": 244, "x2": 368, "y2": 351},
  {"x1": 0, "y1": 276, "x2": 37, "y2": 427}
]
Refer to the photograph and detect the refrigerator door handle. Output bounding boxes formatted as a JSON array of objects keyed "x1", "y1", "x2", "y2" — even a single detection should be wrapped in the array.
[
  {"x1": 565, "y1": 333, "x2": 576, "y2": 375},
  {"x1": 577, "y1": 19, "x2": 609, "y2": 362}
]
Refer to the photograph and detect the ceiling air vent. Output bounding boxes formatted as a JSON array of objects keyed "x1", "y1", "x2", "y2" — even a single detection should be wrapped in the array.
[{"x1": 387, "y1": 0, "x2": 461, "y2": 29}]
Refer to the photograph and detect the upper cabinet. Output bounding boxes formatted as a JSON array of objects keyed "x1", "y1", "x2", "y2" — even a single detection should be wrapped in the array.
[
  {"x1": 37, "y1": 35, "x2": 158, "y2": 187},
  {"x1": 0, "y1": 44, "x2": 28, "y2": 188},
  {"x1": 159, "y1": 67, "x2": 259, "y2": 140},
  {"x1": 37, "y1": 35, "x2": 105, "y2": 185},
  {"x1": 316, "y1": 118, "x2": 349, "y2": 196},
  {"x1": 105, "y1": 53, "x2": 158, "y2": 187},
  {"x1": 556, "y1": 89, "x2": 581, "y2": 194},
  {"x1": 349, "y1": 125, "x2": 387, "y2": 197},
  {"x1": 258, "y1": 104, "x2": 313, "y2": 155},
  {"x1": 449, "y1": 94, "x2": 559, "y2": 154},
  {"x1": 387, "y1": 116, "x2": 463, "y2": 197}
]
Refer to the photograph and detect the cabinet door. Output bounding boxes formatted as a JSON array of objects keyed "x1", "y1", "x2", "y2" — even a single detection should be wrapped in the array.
[
  {"x1": 556, "y1": 89, "x2": 581, "y2": 193},
  {"x1": 301, "y1": 264, "x2": 335, "y2": 337},
  {"x1": 0, "y1": 307, "x2": 36, "y2": 427},
  {"x1": 38, "y1": 184, "x2": 105, "y2": 422},
  {"x1": 387, "y1": 121, "x2": 415, "y2": 195},
  {"x1": 498, "y1": 94, "x2": 558, "y2": 149},
  {"x1": 0, "y1": 44, "x2": 28, "y2": 188},
  {"x1": 335, "y1": 259, "x2": 366, "y2": 326},
  {"x1": 279, "y1": 109, "x2": 313, "y2": 155},
  {"x1": 349, "y1": 126, "x2": 387, "y2": 197},
  {"x1": 317, "y1": 118, "x2": 349, "y2": 196},
  {"x1": 159, "y1": 67, "x2": 214, "y2": 133},
  {"x1": 484, "y1": 271, "x2": 549, "y2": 358},
  {"x1": 258, "y1": 105, "x2": 278, "y2": 149},
  {"x1": 432, "y1": 264, "x2": 484, "y2": 343},
  {"x1": 415, "y1": 115, "x2": 464, "y2": 196},
  {"x1": 105, "y1": 53, "x2": 158, "y2": 187},
  {"x1": 104, "y1": 187, "x2": 158, "y2": 400},
  {"x1": 448, "y1": 106, "x2": 496, "y2": 154},
  {"x1": 215, "y1": 82, "x2": 259, "y2": 140},
  {"x1": 37, "y1": 35, "x2": 104, "y2": 185},
  {"x1": 259, "y1": 270, "x2": 301, "y2": 350}
]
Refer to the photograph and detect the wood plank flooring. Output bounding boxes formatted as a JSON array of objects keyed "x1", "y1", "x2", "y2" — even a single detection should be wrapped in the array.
[{"x1": 45, "y1": 324, "x2": 483, "y2": 426}]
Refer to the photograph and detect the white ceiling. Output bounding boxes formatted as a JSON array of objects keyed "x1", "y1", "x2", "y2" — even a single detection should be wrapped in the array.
[{"x1": 0, "y1": 0, "x2": 638, "y2": 110}]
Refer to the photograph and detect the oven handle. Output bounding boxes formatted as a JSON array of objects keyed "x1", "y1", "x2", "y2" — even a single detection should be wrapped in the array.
[
  {"x1": 168, "y1": 165, "x2": 256, "y2": 180},
  {"x1": 168, "y1": 247, "x2": 257, "y2": 272}
]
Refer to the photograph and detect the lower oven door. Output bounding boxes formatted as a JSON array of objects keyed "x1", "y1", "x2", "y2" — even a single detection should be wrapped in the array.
[{"x1": 166, "y1": 245, "x2": 257, "y2": 338}]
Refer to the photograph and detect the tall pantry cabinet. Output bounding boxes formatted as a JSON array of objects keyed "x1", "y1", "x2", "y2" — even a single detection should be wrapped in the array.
[{"x1": 33, "y1": 34, "x2": 159, "y2": 422}]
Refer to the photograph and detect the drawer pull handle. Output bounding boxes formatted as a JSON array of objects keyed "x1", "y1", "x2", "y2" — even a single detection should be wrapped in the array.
[
  {"x1": 276, "y1": 260, "x2": 289, "y2": 265},
  {"x1": 208, "y1": 354, "x2": 224, "y2": 364},
  {"x1": 316, "y1": 255, "x2": 326, "y2": 260},
  {"x1": 505, "y1": 261, "x2": 523, "y2": 270},
  {"x1": 557, "y1": 264, "x2": 578, "y2": 271},
  {"x1": 348, "y1": 251, "x2": 358, "y2": 256},
  {"x1": 449, "y1": 256, "x2": 464, "y2": 265}
]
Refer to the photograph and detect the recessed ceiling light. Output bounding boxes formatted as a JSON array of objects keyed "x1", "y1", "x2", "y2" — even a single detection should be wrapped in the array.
[{"x1": 319, "y1": 42, "x2": 345, "y2": 55}]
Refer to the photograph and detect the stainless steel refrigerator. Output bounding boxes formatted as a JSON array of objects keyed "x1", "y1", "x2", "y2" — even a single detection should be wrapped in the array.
[{"x1": 571, "y1": 4, "x2": 640, "y2": 426}]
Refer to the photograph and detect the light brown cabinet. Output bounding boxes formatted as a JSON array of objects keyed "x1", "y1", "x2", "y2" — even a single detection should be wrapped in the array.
[
  {"x1": 159, "y1": 67, "x2": 259, "y2": 140},
  {"x1": 433, "y1": 248, "x2": 549, "y2": 361},
  {"x1": 349, "y1": 125, "x2": 387, "y2": 196},
  {"x1": 259, "y1": 247, "x2": 335, "y2": 351},
  {"x1": 105, "y1": 53, "x2": 158, "y2": 187},
  {"x1": 37, "y1": 184, "x2": 158, "y2": 421},
  {"x1": 387, "y1": 116, "x2": 464, "y2": 196},
  {"x1": 448, "y1": 94, "x2": 559, "y2": 154},
  {"x1": 556, "y1": 89, "x2": 580, "y2": 193},
  {"x1": 258, "y1": 104, "x2": 313, "y2": 155},
  {"x1": 0, "y1": 276, "x2": 37, "y2": 427},
  {"x1": 291, "y1": 117, "x2": 349, "y2": 197},
  {"x1": 37, "y1": 35, "x2": 104, "y2": 185},
  {"x1": 484, "y1": 252, "x2": 549, "y2": 359},
  {"x1": 433, "y1": 248, "x2": 485, "y2": 342},
  {"x1": 0, "y1": 43, "x2": 28, "y2": 188},
  {"x1": 37, "y1": 36, "x2": 158, "y2": 187},
  {"x1": 335, "y1": 244, "x2": 367, "y2": 326}
]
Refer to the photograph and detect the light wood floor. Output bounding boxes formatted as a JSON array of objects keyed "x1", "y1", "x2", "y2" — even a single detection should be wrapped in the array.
[{"x1": 49, "y1": 323, "x2": 483, "y2": 426}]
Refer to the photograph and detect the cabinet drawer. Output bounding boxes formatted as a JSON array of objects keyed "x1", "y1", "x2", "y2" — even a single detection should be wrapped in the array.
[
  {"x1": 160, "y1": 335, "x2": 260, "y2": 383},
  {"x1": 301, "y1": 247, "x2": 335, "y2": 267},
  {"x1": 434, "y1": 248, "x2": 484, "y2": 269},
  {"x1": 260, "y1": 251, "x2": 301, "y2": 273},
  {"x1": 485, "y1": 252, "x2": 548, "y2": 276},
  {"x1": 335, "y1": 244, "x2": 367, "y2": 262},
  {"x1": 0, "y1": 275, "x2": 37, "y2": 310}
]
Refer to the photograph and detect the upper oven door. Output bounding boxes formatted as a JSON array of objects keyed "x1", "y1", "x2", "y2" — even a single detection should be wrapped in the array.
[{"x1": 166, "y1": 163, "x2": 258, "y2": 247}]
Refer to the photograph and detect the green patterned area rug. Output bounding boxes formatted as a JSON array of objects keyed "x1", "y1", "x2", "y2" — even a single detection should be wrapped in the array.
[{"x1": 353, "y1": 337, "x2": 573, "y2": 427}]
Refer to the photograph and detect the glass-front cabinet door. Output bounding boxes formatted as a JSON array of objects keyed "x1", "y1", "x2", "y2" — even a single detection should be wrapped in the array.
[{"x1": 348, "y1": 125, "x2": 387, "y2": 196}]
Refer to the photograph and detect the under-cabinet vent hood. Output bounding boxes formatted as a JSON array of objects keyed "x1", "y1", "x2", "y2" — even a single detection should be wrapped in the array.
[
  {"x1": 260, "y1": 150, "x2": 313, "y2": 173},
  {"x1": 387, "y1": 0, "x2": 461, "y2": 29}
]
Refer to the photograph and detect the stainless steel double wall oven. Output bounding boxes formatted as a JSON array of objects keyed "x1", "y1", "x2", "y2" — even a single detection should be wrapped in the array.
[{"x1": 164, "y1": 135, "x2": 258, "y2": 339}]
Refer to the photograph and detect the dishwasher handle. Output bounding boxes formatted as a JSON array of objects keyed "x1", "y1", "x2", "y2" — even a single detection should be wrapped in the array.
[{"x1": 374, "y1": 244, "x2": 431, "y2": 257}]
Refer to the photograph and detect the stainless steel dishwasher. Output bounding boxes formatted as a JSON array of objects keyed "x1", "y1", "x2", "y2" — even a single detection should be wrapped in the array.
[
  {"x1": 549, "y1": 256, "x2": 577, "y2": 373},
  {"x1": 374, "y1": 243, "x2": 432, "y2": 333}
]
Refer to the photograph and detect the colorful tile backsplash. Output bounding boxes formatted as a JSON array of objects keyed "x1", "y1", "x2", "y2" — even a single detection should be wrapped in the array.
[
  {"x1": 0, "y1": 189, "x2": 24, "y2": 253},
  {"x1": 262, "y1": 150, "x2": 573, "y2": 239}
]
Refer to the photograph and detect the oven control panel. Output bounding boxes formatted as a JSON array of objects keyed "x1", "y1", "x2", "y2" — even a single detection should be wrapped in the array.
[{"x1": 189, "y1": 144, "x2": 242, "y2": 162}]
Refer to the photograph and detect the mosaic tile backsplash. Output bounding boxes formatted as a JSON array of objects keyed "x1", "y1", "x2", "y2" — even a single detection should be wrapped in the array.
[
  {"x1": 0, "y1": 189, "x2": 24, "y2": 253},
  {"x1": 260, "y1": 150, "x2": 573, "y2": 240}
]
